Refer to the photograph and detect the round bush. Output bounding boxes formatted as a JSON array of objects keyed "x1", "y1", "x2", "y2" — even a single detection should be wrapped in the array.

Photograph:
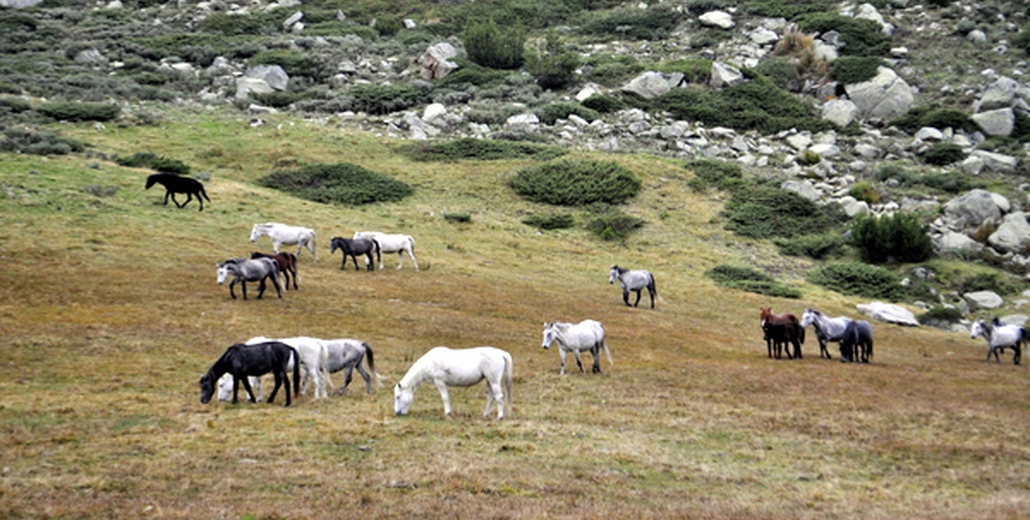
[
  {"x1": 922, "y1": 142, "x2": 966, "y2": 166},
  {"x1": 510, "y1": 160, "x2": 641, "y2": 206},
  {"x1": 259, "y1": 163, "x2": 413, "y2": 205},
  {"x1": 807, "y1": 262, "x2": 904, "y2": 300}
]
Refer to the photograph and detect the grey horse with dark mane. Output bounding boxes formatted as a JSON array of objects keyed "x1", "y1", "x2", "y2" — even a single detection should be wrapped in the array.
[
  {"x1": 330, "y1": 237, "x2": 381, "y2": 271},
  {"x1": 216, "y1": 257, "x2": 282, "y2": 300},
  {"x1": 609, "y1": 265, "x2": 658, "y2": 308}
]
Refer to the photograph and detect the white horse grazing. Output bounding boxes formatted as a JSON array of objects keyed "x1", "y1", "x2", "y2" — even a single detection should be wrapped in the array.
[
  {"x1": 609, "y1": 265, "x2": 658, "y2": 308},
  {"x1": 250, "y1": 223, "x2": 318, "y2": 262},
  {"x1": 542, "y1": 320, "x2": 613, "y2": 375},
  {"x1": 322, "y1": 338, "x2": 381, "y2": 395},
  {"x1": 246, "y1": 336, "x2": 330, "y2": 399},
  {"x1": 971, "y1": 319, "x2": 1024, "y2": 365},
  {"x1": 353, "y1": 231, "x2": 418, "y2": 271},
  {"x1": 394, "y1": 346, "x2": 513, "y2": 419},
  {"x1": 800, "y1": 308, "x2": 854, "y2": 360}
]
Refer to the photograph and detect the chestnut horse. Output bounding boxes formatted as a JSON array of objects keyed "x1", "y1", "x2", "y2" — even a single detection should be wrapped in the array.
[{"x1": 760, "y1": 307, "x2": 804, "y2": 359}]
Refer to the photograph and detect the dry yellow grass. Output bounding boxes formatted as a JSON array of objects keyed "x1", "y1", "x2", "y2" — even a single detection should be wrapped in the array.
[{"x1": 1, "y1": 109, "x2": 1028, "y2": 519}]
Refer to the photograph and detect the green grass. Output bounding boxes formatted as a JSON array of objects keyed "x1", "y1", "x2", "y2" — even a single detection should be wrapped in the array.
[{"x1": 0, "y1": 109, "x2": 1028, "y2": 519}]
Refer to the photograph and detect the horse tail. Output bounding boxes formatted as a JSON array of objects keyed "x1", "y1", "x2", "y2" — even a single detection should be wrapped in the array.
[
  {"x1": 309, "y1": 231, "x2": 318, "y2": 262},
  {"x1": 290, "y1": 347, "x2": 301, "y2": 397},
  {"x1": 600, "y1": 337, "x2": 614, "y2": 365},
  {"x1": 372, "y1": 239, "x2": 382, "y2": 264},
  {"x1": 289, "y1": 252, "x2": 299, "y2": 284},
  {"x1": 503, "y1": 352, "x2": 514, "y2": 416},
  {"x1": 649, "y1": 273, "x2": 664, "y2": 302},
  {"x1": 364, "y1": 342, "x2": 383, "y2": 386},
  {"x1": 199, "y1": 183, "x2": 211, "y2": 202}
]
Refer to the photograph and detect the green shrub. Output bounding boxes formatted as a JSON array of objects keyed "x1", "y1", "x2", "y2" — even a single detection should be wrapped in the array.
[
  {"x1": 797, "y1": 13, "x2": 891, "y2": 57},
  {"x1": 577, "y1": 5, "x2": 681, "y2": 41},
  {"x1": 251, "y1": 91, "x2": 312, "y2": 109},
  {"x1": 722, "y1": 186, "x2": 832, "y2": 238},
  {"x1": 582, "y1": 57, "x2": 645, "y2": 87},
  {"x1": 0, "y1": 128, "x2": 86, "y2": 155},
  {"x1": 37, "y1": 101, "x2": 120, "y2": 122},
  {"x1": 259, "y1": 163, "x2": 413, "y2": 205},
  {"x1": 874, "y1": 164, "x2": 919, "y2": 186},
  {"x1": 344, "y1": 83, "x2": 429, "y2": 115},
  {"x1": 463, "y1": 18, "x2": 526, "y2": 70},
  {"x1": 849, "y1": 181, "x2": 880, "y2": 204},
  {"x1": 115, "y1": 152, "x2": 190, "y2": 174},
  {"x1": 705, "y1": 265, "x2": 802, "y2": 299},
  {"x1": 653, "y1": 59, "x2": 713, "y2": 84},
  {"x1": 580, "y1": 94, "x2": 624, "y2": 113},
  {"x1": 536, "y1": 102, "x2": 601, "y2": 125},
  {"x1": 248, "y1": 50, "x2": 326, "y2": 81},
  {"x1": 918, "y1": 306, "x2": 964, "y2": 328},
  {"x1": 922, "y1": 108, "x2": 976, "y2": 132},
  {"x1": 755, "y1": 57, "x2": 801, "y2": 91},
  {"x1": 920, "y1": 171, "x2": 980, "y2": 193},
  {"x1": 955, "y1": 272, "x2": 1022, "y2": 295},
  {"x1": 684, "y1": 159, "x2": 744, "y2": 192},
  {"x1": 443, "y1": 212, "x2": 471, "y2": 223},
  {"x1": 922, "y1": 142, "x2": 966, "y2": 166},
  {"x1": 400, "y1": 138, "x2": 566, "y2": 162},
  {"x1": 0, "y1": 96, "x2": 32, "y2": 113},
  {"x1": 510, "y1": 159, "x2": 641, "y2": 206},
  {"x1": 197, "y1": 11, "x2": 282, "y2": 36},
  {"x1": 744, "y1": 0, "x2": 834, "y2": 20},
  {"x1": 522, "y1": 213, "x2": 575, "y2": 230},
  {"x1": 774, "y1": 233, "x2": 847, "y2": 259},
  {"x1": 799, "y1": 150, "x2": 823, "y2": 166},
  {"x1": 525, "y1": 30, "x2": 580, "y2": 90},
  {"x1": 437, "y1": 59, "x2": 510, "y2": 88},
  {"x1": 830, "y1": 56, "x2": 885, "y2": 84},
  {"x1": 807, "y1": 262, "x2": 904, "y2": 300},
  {"x1": 584, "y1": 205, "x2": 645, "y2": 241},
  {"x1": 850, "y1": 212, "x2": 933, "y2": 264}
]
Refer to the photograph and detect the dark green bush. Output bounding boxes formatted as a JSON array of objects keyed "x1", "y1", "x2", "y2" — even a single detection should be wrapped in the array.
[
  {"x1": 509, "y1": 159, "x2": 641, "y2": 206},
  {"x1": 522, "y1": 213, "x2": 575, "y2": 230},
  {"x1": 251, "y1": 91, "x2": 312, "y2": 109},
  {"x1": 705, "y1": 265, "x2": 802, "y2": 299},
  {"x1": 437, "y1": 59, "x2": 510, "y2": 88},
  {"x1": 774, "y1": 233, "x2": 847, "y2": 259},
  {"x1": 685, "y1": 158, "x2": 744, "y2": 192},
  {"x1": 577, "y1": 5, "x2": 681, "y2": 41},
  {"x1": 920, "y1": 171, "x2": 980, "y2": 193},
  {"x1": 654, "y1": 59, "x2": 713, "y2": 84},
  {"x1": 0, "y1": 96, "x2": 32, "y2": 113},
  {"x1": 744, "y1": 0, "x2": 835, "y2": 20},
  {"x1": 580, "y1": 94, "x2": 624, "y2": 113},
  {"x1": 248, "y1": 50, "x2": 326, "y2": 81},
  {"x1": 536, "y1": 102, "x2": 601, "y2": 125},
  {"x1": 919, "y1": 108, "x2": 975, "y2": 132},
  {"x1": 918, "y1": 306, "x2": 964, "y2": 328},
  {"x1": 755, "y1": 57, "x2": 801, "y2": 91},
  {"x1": 37, "y1": 101, "x2": 120, "y2": 122},
  {"x1": 807, "y1": 262, "x2": 904, "y2": 300},
  {"x1": 463, "y1": 18, "x2": 526, "y2": 70},
  {"x1": 259, "y1": 163, "x2": 413, "y2": 205},
  {"x1": 443, "y1": 212, "x2": 472, "y2": 223},
  {"x1": 197, "y1": 11, "x2": 281, "y2": 36},
  {"x1": 829, "y1": 56, "x2": 885, "y2": 84},
  {"x1": 874, "y1": 164, "x2": 919, "y2": 186},
  {"x1": 850, "y1": 212, "x2": 934, "y2": 264},
  {"x1": 922, "y1": 142, "x2": 966, "y2": 166},
  {"x1": 115, "y1": 152, "x2": 190, "y2": 174},
  {"x1": 584, "y1": 205, "x2": 645, "y2": 241},
  {"x1": 525, "y1": 30, "x2": 580, "y2": 90},
  {"x1": 344, "y1": 83, "x2": 429, "y2": 115},
  {"x1": 722, "y1": 186, "x2": 832, "y2": 239},
  {"x1": 0, "y1": 128, "x2": 86, "y2": 155},
  {"x1": 955, "y1": 272, "x2": 1022, "y2": 295},
  {"x1": 797, "y1": 13, "x2": 891, "y2": 57},
  {"x1": 400, "y1": 138, "x2": 566, "y2": 162},
  {"x1": 582, "y1": 57, "x2": 646, "y2": 87}
]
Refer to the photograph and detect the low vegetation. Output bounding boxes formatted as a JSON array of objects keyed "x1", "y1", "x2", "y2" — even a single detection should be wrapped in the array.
[
  {"x1": 509, "y1": 159, "x2": 641, "y2": 206},
  {"x1": 400, "y1": 137, "x2": 567, "y2": 162},
  {"x1": 259, "y1": 162, "x2": 414, "y2": 205},
  {"x1": 705, "y1": 264, "x2": 803, "y2": 298}
]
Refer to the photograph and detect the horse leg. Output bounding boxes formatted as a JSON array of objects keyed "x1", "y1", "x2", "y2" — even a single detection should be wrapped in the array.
[
  {"x1": 239, "y1": 376, "x2": 257, "y2": 403},
  {"x1": 648, "y1": 288, "x2": 655, "y2": 309},
  {"x1": 229, "y1": 279, "x2": 240, "y2": 300},
  {"x1": 591, "y1": 346, "x2": 602, "y2": 373},
  {"x1": 396, "y1": 251, "x2": 405, "y2": 270},
  {"x1": 267, "y1": 370, "x2": 283, "y2": 405},
  {"x1": 256, "y1": 278, "x2": 266, "y2": 299},
  {"x1": 162, "y1": 190, "x2": 172, "y2": 206},
  {"x1": 485, "y1": 378, "x2": 504, "y2": 419},
  {"x1": 355, "y1": 363, "x2": 373, "y2": 394},
  {"x1": 365, "y1": 252, "x2": 374, "y2": 271},
  {"x1": 269, "y1": 273, "x2": 282, "y2": 299},
  {"x1": 195, "y1": 190, "x2": 204, "y2": 211},
  {"x1": 433, "y1": 380, "x2": 453, "y2": 417},
  {"x1": 572, "y1": 349, "x2": 585, "y2": 373},
  {"x1": 558, "y1": 349, "x2": 568, "y2": 375},
  {"x1": 622, "y1": 290, "x2": 631, "y2": 307},
  {"x1": 1015, "y1": 343, "x2": 1022, "y2": 365},
  {"x1": 181, "y1": 192, "x2": 194, "y2": 209},
  {"x1": 632, "y1": 289, "x2": 642, "y2": 307},
  {"x1": 408, "y1": 249, "x2": 420, "y2": 272}
]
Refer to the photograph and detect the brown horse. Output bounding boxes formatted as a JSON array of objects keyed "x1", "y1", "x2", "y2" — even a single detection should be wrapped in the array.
[
  {"x1": 760, "y1": 307, "x2": 805, "y2": 359},
  {"x1": 251, "y1": 251, "x2": 299, "y2": 290}
]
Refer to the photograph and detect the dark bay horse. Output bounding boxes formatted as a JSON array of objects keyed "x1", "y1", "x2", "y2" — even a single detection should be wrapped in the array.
[
  {"x1": 760, "y1": 307, "x2": 804, "y2": 359},
  {"x1": 145, "y1": 173, "x2": 210, "y2": 211},
  {"x1": 199, "y1": 341, "x2": 300, "y2": 406},
  {"x1": 251, "y1": 251, "x2": 299, "y2": 290},
  {"x1": 330, "y1": 237, "x2": 381, "y2": 271},
  {"x1": 840, "y1": 320, "x2": 874, "y2": 363}
]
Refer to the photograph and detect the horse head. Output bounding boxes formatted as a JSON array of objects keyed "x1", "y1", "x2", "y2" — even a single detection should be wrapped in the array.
[
  {"x1": 216, "y1": 262, "x2": 238, "y2": 284},
  {"x1": 608, "y1": 265, "x2": 623, "y2": 284},
  {"x1": 144, "y1": 174, "x2": 158, "y2": 190},
  {"x1": 329, "y1": 238, "x2": 342, "y2": 254},
  {"x1": 541, "y1": 323, "x2": 557, "y2": 349},
  {"x1": 198, "y1": 373, "x2": 216, "y2": 404},
  {"x1": 970, "y1": 320, "x2": 986, "y2": 340},
  {"x1": 394, "y1": 383, "x2": 414, "y2": 416},
  {"x1": 249, "y1": 224, "x2": 264, "y2": 242}
]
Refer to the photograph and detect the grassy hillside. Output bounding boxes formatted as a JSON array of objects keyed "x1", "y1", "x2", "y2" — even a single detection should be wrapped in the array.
[{"x1": 1, "y1": 109, "x2": 1028, "y2": 519}]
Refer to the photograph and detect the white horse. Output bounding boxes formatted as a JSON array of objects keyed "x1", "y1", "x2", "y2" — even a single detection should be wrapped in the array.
[
  {"x1": 800, "y1": 308, "x2": 854, "y2": 360},
  {"x1": 322, "y1": 338, "x2": 381, "y2": 395},
  {"x1": 245, "y1": 336, "x2": 330, "y2": 399},
  {"x1": 971, "y1": 319, "x2": 1024, "y2": 365},
  {"x1": 250, "y1": 223, "x2": 318, "y2": 262},
  {"x1": 353, "y1": 231, "x2": 418, "y2": 271},
  {"x1": 394, "y1": 346, "x2": 513, "y2": 419},
  {"x1": 542, "y1": 320, "x2": 613, "y2": 375},
  {"x1": 609, "y1": 265, "x2": 658, "y2": 308}
]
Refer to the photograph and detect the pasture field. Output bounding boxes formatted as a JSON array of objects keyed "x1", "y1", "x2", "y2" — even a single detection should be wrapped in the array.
[{"x1": 1, "y1": 109, "x2": 1028, "y2": 519}]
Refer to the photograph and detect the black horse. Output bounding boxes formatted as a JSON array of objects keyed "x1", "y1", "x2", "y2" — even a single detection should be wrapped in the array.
[
  {"x1": 839, "y1": 320, "x2": 874, "y2": 363},
  {"x1": 329, "y1": 237, "x2": 381, "y2": 271},
  {"x1": 251, "y1": 251, "x2": 299, "y2": 290},
  {"x1": 145, "y1": 173, "x2": 211, "y2": 211},
  {"x1": 199, "y1": 341, "x2": 299, "y2": 406}
]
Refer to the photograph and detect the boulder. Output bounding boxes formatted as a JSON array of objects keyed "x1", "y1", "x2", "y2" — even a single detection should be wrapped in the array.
[
  {"x1": 699, "y1": 11, "x2": 735, "y2": 29},
  {"x1": 964, "y1": 290, "x2": 1004, "y2": 310},
  {"x1": 976, "y1": 76, "x2": 1020, "y2": 111},
  {"x1": 709, "y1": 62, "x2": 744, "y2": 89},
  {"x1": 935, "y1": 230, "x2": 983, "y2": 253},
  {"x1": 244, "y1": 65, "x2": 289, "y2": 91},
  {"x1": 970, "y1": 150, "x2": 1019, "y2": 174},
  {"x1": 856, "y1": 302, "x2": 919, "y2": 326},
  {"x1": 821, "y1": 98, "x2": 859, "y2": 127},
  {"x1": 235, "y1": 77, "x2": 275, "y2": 100},
  {"x1": 622, "y1": 71, "x2": 683, "y2": 99},
  {"x1": 781, "y1": 180, "x2": 821, "y2": 201},
  {"x1": 846, "y1": 66, "x2": 914, "y2": 121},
  {"x1": 505, "y1": 113, "x2": 540, "y2": 133},
  {"x1": 987, "y1": 211, "x2": 1030, "y2": 254},
  {"x1": 942, "y1": 189, "x2": 1001, "y2": 231},
  {"x1": 971, "y1": 107, "x2": 1014, "y2": 137},
  {"x1": 420, "y1": 43, "x2": 458, "y2": 80}
]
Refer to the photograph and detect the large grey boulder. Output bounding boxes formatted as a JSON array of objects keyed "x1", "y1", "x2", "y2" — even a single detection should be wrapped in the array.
[
  {"x1": 976, "y1": 76, "x2": 1021, "y2": 111},
  {"x1": 856, "y1": 302, "x2": 919, "y2": 326},
  {"x1": 936, "y1": 230, "x2": 983, "y2": 253},
  {"x1": 964, "y1": 291, "x2": 1004, "y2": 310},
  {"x1": 245, "y1": 65, "x2": 289, "y2": 91},
  {"x1": 699, "y1": 11, "x2": 735, "y2": 29},
  {"x1": 971, "y1": 107, "x2": 1014, "y2": 137},
  {"x1": 709, "y1": 62, "x2": 744, "y2": 89},
  {"x1": 622, "y1": 71, "x2": 684, "y2": 99},
  {"x1": 970, "y1": 150, "x2": 1019, "y2": 174},
  {"x1": 235, "y1": 77, "x2": 275, "y2": 100},
  {"x1": 942, "y1": 189, "x2": 1002, "y2": 231},
  {"x1": 821, "y1": 98, "x2": 859, "y2": 127},
  {"x1": 0, "y1": 0, "x2": 44, "y2": 6},
  {"x1": 988, "y1": 212, "x2": 1030, "y2": 254},
  {"x1": 846, "y1": 66, "x2": 914, "y2": 121},
  {"x1": 420, "y1": 43, "x2": 458, "y2": 80}
]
